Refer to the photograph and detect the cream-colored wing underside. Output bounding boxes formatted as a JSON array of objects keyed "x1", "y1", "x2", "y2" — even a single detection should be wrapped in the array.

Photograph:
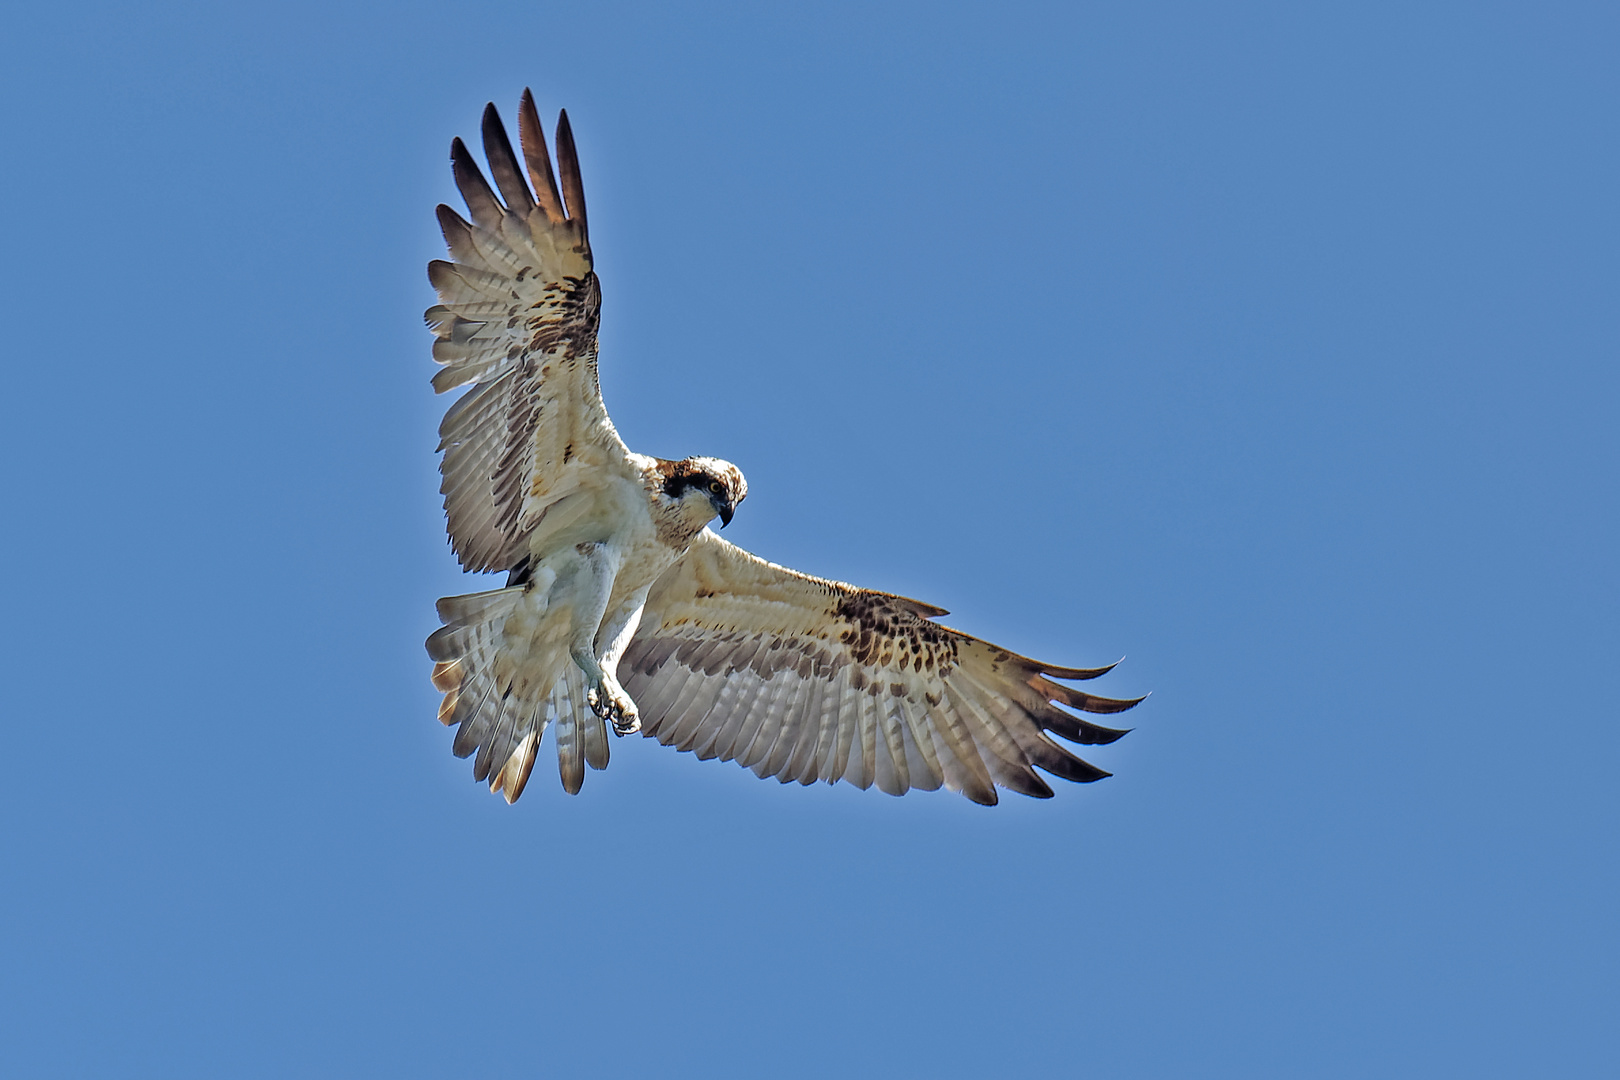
[
  {"x1": 621, "y1": 531, "x2": 1141, "y2": 805},
  {"x1": 429, "y1": 91, "x2": 632, "y2": 573}
]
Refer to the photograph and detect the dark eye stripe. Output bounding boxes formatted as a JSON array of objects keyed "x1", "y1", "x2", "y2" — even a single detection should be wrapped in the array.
[{"x1": 662, "y1": 471, "x2": 725, "y2": 499}]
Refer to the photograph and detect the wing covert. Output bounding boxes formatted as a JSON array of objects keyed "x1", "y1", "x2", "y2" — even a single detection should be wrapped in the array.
[
  {"x1": 622, "y1": 531, "x2": 1141, "y2": 805},
  {"x1": 428, "y1": 90, "x2": 631, "y2": 573}
]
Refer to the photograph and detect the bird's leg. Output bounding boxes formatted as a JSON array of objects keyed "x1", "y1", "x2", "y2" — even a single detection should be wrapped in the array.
[
  {"x1": 562, "y1": 542, "x2": 640, "y2": 736},
  {"x1": 583, "y1": 667, "x2": 640, "y2": 737},
  {"x1": 591, "y1": 594, "x2": 650, "y2": 737},
  {"x1": 573, "y1": 625, "x2": 635, "y2": 735},
  {"x1": 573, "y1": 639, "x2": 638, "y2": 736}
]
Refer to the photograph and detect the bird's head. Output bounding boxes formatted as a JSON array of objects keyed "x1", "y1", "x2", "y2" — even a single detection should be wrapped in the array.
[{"x1": 659, "y1": 456, "x2": 748, "y2": 531}]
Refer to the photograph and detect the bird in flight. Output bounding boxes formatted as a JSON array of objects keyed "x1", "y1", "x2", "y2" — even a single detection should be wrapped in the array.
[{"x1": 425, "y1": 91, "x2": 1142, "y2": 806}]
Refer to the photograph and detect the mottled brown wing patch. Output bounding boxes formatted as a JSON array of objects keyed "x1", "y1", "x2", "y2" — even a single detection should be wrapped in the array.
[
  {"x1": 427, "y1": 91, "x2": 628, "y2": 573},
  {"x1": 622, "y1": 531, "x2": 1141, "y2": 805}
]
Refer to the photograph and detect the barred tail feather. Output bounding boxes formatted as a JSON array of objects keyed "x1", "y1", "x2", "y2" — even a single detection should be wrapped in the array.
[
  {"x1": 427, "y1": 585, "x2": 611, "y2": 802},
  {"x1": 547, "y1": 663, "x2": 611, "y2": 795}
]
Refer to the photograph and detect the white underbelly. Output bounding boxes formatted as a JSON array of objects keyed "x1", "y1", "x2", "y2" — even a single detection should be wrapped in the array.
[{"x1": 520, "y1": 472, "x2": 673, "y2": 631}]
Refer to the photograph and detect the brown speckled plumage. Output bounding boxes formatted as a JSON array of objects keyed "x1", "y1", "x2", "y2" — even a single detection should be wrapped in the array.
[{"x1": 423, "y1": 91, "x2": 1143, "y2": 806}]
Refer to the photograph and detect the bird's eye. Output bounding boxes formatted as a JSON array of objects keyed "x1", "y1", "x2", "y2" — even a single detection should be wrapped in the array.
[{"x1": 709, "y1": 480, "x2": 723, "y2": 494}]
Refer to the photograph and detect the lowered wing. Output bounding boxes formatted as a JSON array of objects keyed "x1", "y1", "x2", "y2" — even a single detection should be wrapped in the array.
[
  {"x1": 428, "y1": 90, "x2": 633, "y2": 574},
  {"x1": 622, "y1": 531, "x2": 1141, "y2": 805}
]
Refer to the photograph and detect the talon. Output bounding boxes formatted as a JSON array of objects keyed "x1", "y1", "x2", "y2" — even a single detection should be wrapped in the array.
[
  {"x1": 588, "y1": 683, "x2": 640, "y2": 736},
  {"x1": 608, "y1": 691, "x2": 640, "y2": 736}
]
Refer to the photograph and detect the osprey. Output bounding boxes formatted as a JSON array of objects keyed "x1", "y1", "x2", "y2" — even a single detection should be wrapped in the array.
[{"x1": 426, "y1": 91, "x2": 1142, "y2": 805}]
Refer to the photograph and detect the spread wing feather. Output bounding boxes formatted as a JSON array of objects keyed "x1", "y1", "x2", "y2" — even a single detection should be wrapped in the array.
[
  {"x1": 428, "y1": 90, "x2": 631, "y2": 573},
  {"x1": 622, "y1": 531, "x2": 1141, "y2": 805}
]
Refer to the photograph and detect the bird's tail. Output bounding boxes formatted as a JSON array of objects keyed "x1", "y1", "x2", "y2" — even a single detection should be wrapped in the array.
[{"x1": 427, "y1": 586, "x2": 610, "y2": 801}]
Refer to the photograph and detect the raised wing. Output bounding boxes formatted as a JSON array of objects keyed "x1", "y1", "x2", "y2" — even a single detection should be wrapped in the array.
[
  {"x1": 428, "y1": 90, "x2": 632, "y2": 573},
  {"x1": 621, "y1": 532, "x2": 1141, "y2": 805}
]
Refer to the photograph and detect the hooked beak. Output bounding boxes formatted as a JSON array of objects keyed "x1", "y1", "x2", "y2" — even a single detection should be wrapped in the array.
[{"x1": 710, "y1": 492, "x2": 736, "y2": 528}]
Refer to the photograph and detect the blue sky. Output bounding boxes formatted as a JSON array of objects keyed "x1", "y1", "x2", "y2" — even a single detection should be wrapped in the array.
[{"x1": 3, "y1": 1, "x2": 1616, "y2": 1076}]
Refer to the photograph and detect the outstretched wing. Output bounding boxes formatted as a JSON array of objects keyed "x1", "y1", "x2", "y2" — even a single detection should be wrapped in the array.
[
  {"x1": 428, "y1": 90, "x2": 632, "y2": 573},
  {"x1": 621, "y1": 532, "x2": 1141, "y2": 806}
]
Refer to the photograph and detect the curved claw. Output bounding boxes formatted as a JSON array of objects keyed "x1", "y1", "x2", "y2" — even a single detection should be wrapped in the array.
[{"x1": 588, "y1": 683, "x2": 641, "y2": 737}]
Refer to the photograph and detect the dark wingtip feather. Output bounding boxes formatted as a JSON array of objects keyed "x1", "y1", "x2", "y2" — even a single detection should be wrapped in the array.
[
  {"x1": 1044, "y1": 679, "x2": 1149, "y2": 715},
  {"x1": 1038, "y1": 704, "x2": 1135, "y2": 746},
  {"x1": 1084, "y1": 724, "x2": 1132, "y2": 745},
  {"x1": 1077, "y1": 693, "x2": 1146, "y2": 715},
  {"x1": 554, "y1": 109, "x2": 588, "y2": 239},
  {"x1": 965, "y1": 785, "x2": 1000, "y2": 807},
  {"x1": 481, "y1": 101, "x2": 535, "y2": 215},
  {"x1": 517, "y1": 89, "x2": 566, "y2": 223},
  {"x1": 1043, "y1": 753, "x2": 1113, "y2": 784},
  {"x1": 434, "y1": 203, "x2": 473, "y2": 249},
  {"x1": 450, "y1": 137, "x2": 503, "y2": 228},
  {"x1": 1003, "y1": 771, "x2": 1055, "y2": 799},
  {"x1": 1042, "y1": 657, "x2": 1123, "y2": 681}
]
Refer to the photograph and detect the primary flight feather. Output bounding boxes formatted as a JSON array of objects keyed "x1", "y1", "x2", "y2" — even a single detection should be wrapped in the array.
[{"x1": 425, "y1": 91, "x2": 1142, "y2": 805}]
